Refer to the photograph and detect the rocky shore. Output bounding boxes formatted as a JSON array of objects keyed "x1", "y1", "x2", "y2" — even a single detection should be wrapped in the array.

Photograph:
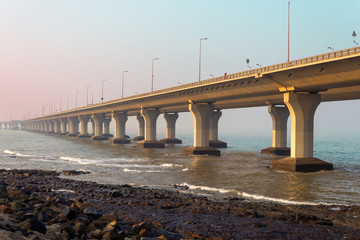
[{"x1": 0, "y1": 169, "x2": 358, "y2": 239}]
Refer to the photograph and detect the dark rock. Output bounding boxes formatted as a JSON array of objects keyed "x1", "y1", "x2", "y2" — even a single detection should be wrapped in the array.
[
  {"x1": 110, "y1": 191, "x2": 123, "y2": 198},
  {"x1": 19, "y1": 214, "x2": 46, "y2": 234},
  {"x1": 60, "y1": 205, "x2": 76, "y2": 220},
  {"x1": 83, "y1": 207, "x2": 102, "y2": 218},
  {"x1": 131, "y1": 221, "x2": 152, "y2": 235}
]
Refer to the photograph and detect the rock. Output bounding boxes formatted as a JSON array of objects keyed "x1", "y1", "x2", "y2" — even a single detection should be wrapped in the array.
[
  {"x1": 73, "y1": 221, "x2": 87, "y2": 235},
  {"x1": 102, "y1": 230, "x2": 126, "y2": 240},
  {"x1": 110, "y1": 191, "x2": 123, "y2": 198},
  {"x1": 0, "y1": 229, "x2": 28, "y2": 240},
  {"x1": 60, "y1": 205, "x2": 76, "y2": 220},
  {"x1": 0, "y1": 204, "x2": 14, "y2": 214},
  {"x1": 19, "y1": 214, "x2": 46, "y2": 234},
  {"x1": 103, "y1": 220, "x2": 121, "y2": 232},
  {"x1": 45, "y1": 224, "x2": 62, "y2": 240},
  {"x1": 131, "y1": 221, "x2": 152, "y2": 235},
  {"x1": 83, "y1": 207, "x2": 102, "y2": 218}
]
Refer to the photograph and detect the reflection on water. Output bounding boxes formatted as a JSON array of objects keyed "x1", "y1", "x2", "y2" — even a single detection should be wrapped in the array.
[{"x1": 0, "y1": 129, "x2": 359, "y2": 205}]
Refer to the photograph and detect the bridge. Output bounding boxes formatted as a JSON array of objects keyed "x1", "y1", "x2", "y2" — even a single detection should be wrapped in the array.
[
  {"x1": 19, "y1": 46, "x2": 360, "y2": 172},
  {"x1": 0, "y1": 121, "x2": 23, "y2": 130}
]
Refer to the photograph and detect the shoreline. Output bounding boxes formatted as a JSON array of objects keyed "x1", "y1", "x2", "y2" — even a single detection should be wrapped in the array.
[{"x1": 0, "y1": 169, "x2": 359, "y2": 239}]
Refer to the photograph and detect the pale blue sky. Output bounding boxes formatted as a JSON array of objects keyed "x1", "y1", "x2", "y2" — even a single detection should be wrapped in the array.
[{"x1": 0, "y1": 0, "x2": 360, "y2": 135}]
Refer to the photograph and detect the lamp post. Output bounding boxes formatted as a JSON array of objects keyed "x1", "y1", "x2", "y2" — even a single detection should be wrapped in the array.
[
  {"x1": 75, "y1": 90, "x2": 80, "y2": 108},
  {"x1": 199, "y1": 37, "x2": 208, "y2": 82},
  {"x1": 60, "y1": 97, "x2": 63, "y2": 111},
  {"x1": 87, "y1": 86, "x2": 91, "y2": 106},
  {"x1": 152, "y1": 58, "x2": 159, "y2": 91},
  {"x1": 67, "y1": 94, "x2": 70, "y2": 110},
  {"x1": 122, "y1": 70, "x2": 128, "y2": 98},
  {"x1": 328, "y1": 46, "x2": 335, "y2": 51},
  {"x1": 101, "y1": 79, "x2": 107, "y2": 102}
]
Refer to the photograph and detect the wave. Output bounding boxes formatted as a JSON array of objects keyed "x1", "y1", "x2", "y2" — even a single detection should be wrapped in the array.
[
  {"x1": 180, "y1": 183, "x2": 347, "y2": 206},
  {"x1": 123, "y1": 168, "x2": 166, "y2": 173},
  {"x1": 3, "y1": 149, "x2": 32, "y2": 157}
]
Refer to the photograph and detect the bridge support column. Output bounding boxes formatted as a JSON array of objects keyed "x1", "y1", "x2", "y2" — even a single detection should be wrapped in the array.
[
  {"x1": 60, "y1": 118, "x2": 68, "y2": 135},
  {"x1": 137, "y1": 109, "x2": 165, "y2": 148},
  {"x1": 133, "y1": 115, "x2": 145, "y2": 141},
  {"x1": 209, "y1": 110, "x2": 227, "y2": 148},
  {"x1": 183, "y1": 102, "x2": 220, "y2": 156},
  {"x1": 90, "y1": 119, "x2": 95, "y2": 136},
  {"x1": 67, "y1": 117, "x2": 79, "y2": 137},
  {"x1": 91, "y1": 114, "x2": 108, "y2": 140},
  {"x1": 77, "y1": 116, "x2": 91, "y2": 138},
  {"x1": 103, "y1": 118, "x2": 113, "y2": 137},
  {"x1": 261, "y1": 105, "x2": 290, "y2": 156},
  {"x1": 272, "y1": 92, "x2": 333, "y2": 172},
  {"x1": 53, "y1": 119, "x2": 60, "y2": 134},
  {"x1": 43, "y1": 121, "x2": 49, "y2": 133},
  {"x1": 110, "y1": 112, "x2": 130, "y2": 144},
  {"x1": 47, "y1": 120, "x2": 54, "y2": 134},
  {"x1": 160, "y1": 113, "x2": 182, "y2": 144}
]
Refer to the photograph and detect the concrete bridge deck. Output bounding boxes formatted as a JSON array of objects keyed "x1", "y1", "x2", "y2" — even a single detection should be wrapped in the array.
[{"x1": 20, "y1": 46, "x2": 360, "y2": 172}]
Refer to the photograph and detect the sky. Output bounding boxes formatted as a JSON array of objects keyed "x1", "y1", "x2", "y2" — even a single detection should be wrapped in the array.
[{"x1": 1, "y1": 0, "x2": 360, "y2": 136}]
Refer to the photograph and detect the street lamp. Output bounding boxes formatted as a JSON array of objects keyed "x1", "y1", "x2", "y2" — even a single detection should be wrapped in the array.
[
  {"x1": 67, "y1": 94, "x2": 70, "y2": 110},
  {"x1": 199, "y1": 37, "x2": 208, "y2": 82},
  {"x1": 122, "y1": 70, "x2": 128, "y2": 98},
  {"x1": 75, "y1": 90, "x2": 80, "y2": 108},
  {"x1": 60, "y1": 97, "x2": 63, "y2": 111},
  {"x1": 327, "y1": 46, "x2": 335, "y2": 51},
  {"x1": 101, "y1": 79, "x2": 107, "y2": 102},
  {"x1": 87, "y1": 86, "x2": 91, "y2": 106},
  {"x1": 152, "y1": 58, "x2": 159, "y2": 91}
]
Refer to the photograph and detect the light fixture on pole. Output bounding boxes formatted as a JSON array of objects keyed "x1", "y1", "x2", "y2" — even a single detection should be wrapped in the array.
[
  {"x1": 101, "y1": 79, "x2": 107, "y2": 102},
  {"x1": 87, "y1": 86, "x2": 91, "y2": 106},
  {"x1": 60, "y1": 97, "x2": 63, "y2": 111},
  {"x1": 256, "y1": 63, "x2": 262, "y2": 67},
  {"x1": 327, "y1": 46, "x2": 335, "y2": 51},
  {"x1": 75, "y1": 90, "x2": 80, "y2": 108},
  {"x1": 353, "y1": 31, "x2": 358, "y2": 45},
  {"x1": 199, "y1": 37, "x2": 208, "y2": 82},
  {"x1": 152, "y1": 58, "x2": 159, "y2": 91},
  {"x1": 122, "y1": 70, "x2": 128, "y2": 98},
  {"x1": 246, "y1": 59, "x2": 252, "y2": 69}
]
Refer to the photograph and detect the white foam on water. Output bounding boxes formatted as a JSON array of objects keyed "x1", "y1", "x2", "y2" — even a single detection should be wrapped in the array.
[
  {"x1": 180, "y1": 183, "x2": 348, "y2": 206},
  {"x1": 159, "y1": 163, "x2": 182, "y2": 168},
  {"x1": 3, "y1": 149, "x2": 32, "y2": 157},
  {"x1": 52, "y1": 189, "x2": 75, "y2": 193},
  {"x1": 123, "y1": 168, "x2": 142, "y2": 173},
  {"x1": 59, "y1": 156, "x2": 95, "y2": 165},
  {"x1": 182, "y1": 168, "x2": 189, "y2": 171}
]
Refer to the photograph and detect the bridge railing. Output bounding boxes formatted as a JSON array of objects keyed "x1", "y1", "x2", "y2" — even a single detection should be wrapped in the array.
[{"x1": 135, "y1": 46, "x2": 360, "y2": 97}]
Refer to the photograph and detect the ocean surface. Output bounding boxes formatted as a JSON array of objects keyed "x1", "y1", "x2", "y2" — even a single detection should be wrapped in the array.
[{"x1": 0, "y1": 129, "x2": 359, "y2": 206}]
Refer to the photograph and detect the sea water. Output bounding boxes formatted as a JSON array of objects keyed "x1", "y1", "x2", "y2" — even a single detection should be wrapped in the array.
[{"x1": 0, "y1": 129, "x2": 359, "y2": 205}]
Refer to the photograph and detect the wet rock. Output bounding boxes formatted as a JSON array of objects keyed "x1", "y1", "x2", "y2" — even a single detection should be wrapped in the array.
[
  {"x1": 45, "y1": 224, "x2": 62, "y2": 240},
  {"x1": 19, "y1": 214, "x2": 46, "y2": 234},
  {"x1": 73, "y1": 221, "x2": 87, "y2": 235},
  {"x1": 110, "y1": 191, "x2": 123, "y2": 198},
  {"x1": 131, "y1": 221, "x2": 152, "y2": 235},
  {"x1": 0, "y1": 229, "x2": 28, "y2": 240},
  {"x1": 83, "y1": 207, "x2": 102, "y2": 218},
  {"x1": 61, "y1": 170, "x2": 90, "y2": 176},
  {"x1": 60, "y1": 205, "x2": 76, "y2": 220}
]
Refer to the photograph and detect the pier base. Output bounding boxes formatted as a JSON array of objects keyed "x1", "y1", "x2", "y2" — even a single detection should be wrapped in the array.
[
  {"x1": 91, "y1": 136, "x2": 108, "y2": 141},
  {"x1": 133, "y1": 136, "x2": 144, "y2": 141},
  {"x1": 67, "y1": 133, "x2": 79, "y2": 137},
  {"x1": 209, "y1": 140, "x2": 227, "y2": 148},
  {"x1": 47, "y1": 131, "x2": 54, "y2": 134},
  {"x1": 137, "y1": 140, "x2": 165, "y2": 148},
  {"x1": 160, "y1": 138, "x2": 182, "y2": 144},
  {"x1": 272, "y1": 157, "x2": 333, "y2": 172},
  {"x1": 77, "y1": 134, "x2": 92, "y2": 139},
  {"x1": 110, "y1": 138, "x2": 131, "y2": 144},
  {"x1": 183, "y1": 147, "x2": 220, "y2": 156},
  {"x1": 103, "y1": 133, "x2": 113, "y2": 138},
  {"x1": 60, "y1": 133, "x2": 68, "y2": 136},
  {"x1": 261, "y1": 147, "x2": 290, "y2": 156}
]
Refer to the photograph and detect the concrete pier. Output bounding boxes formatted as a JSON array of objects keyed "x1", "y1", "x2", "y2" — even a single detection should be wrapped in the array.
[
  {"x1": 137, "y1": 108, "x2": 165, "y2": 148},
  {"x1": 110, "y1": 112, "x2": 130, "y2": 144},
  {"x1": 133, "y1": 115, "x2": 145, "y2": 141},
  {"x1": 209, "y1": 110, "x2": 227, "y2": 148},
  {"x1": 103, "y1": 118, "x2": 113, "y2": 137},
  {"x1": 53, "y1": 119, "x2": 60, "y2": 134},
  {"x1": 91, "y1": 114, "x2": 108, "y2": 140},
  {"x1": 47, "y1": 120, "x2": 54, "y2": 134},
  {"x1": 67, "y1": 117, "x2": 79, "y2": 137},
  {"x1": 59, "y1": 118, "x2": 68, "y2": 135},
  {"x1": 77, "y1": 116, "x2": 91, "y2": 138},
  {"x1": 261, "y1": 105, "x2": 290, "y2": 156},
  {"x1": 272, "y1": 92, "x2": 333, "y2": 172},
  {"x1": 184, "y1": 102, "x2": 220, "y2": 156},
  {"x1": 160, "y1": 113, "x2": 182, "y2": 144}
]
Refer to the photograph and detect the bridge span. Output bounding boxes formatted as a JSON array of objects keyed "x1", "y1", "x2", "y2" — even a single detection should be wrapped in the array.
[{"x1": 20, "y1": 46, "x2": 360, "y2": 172}]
